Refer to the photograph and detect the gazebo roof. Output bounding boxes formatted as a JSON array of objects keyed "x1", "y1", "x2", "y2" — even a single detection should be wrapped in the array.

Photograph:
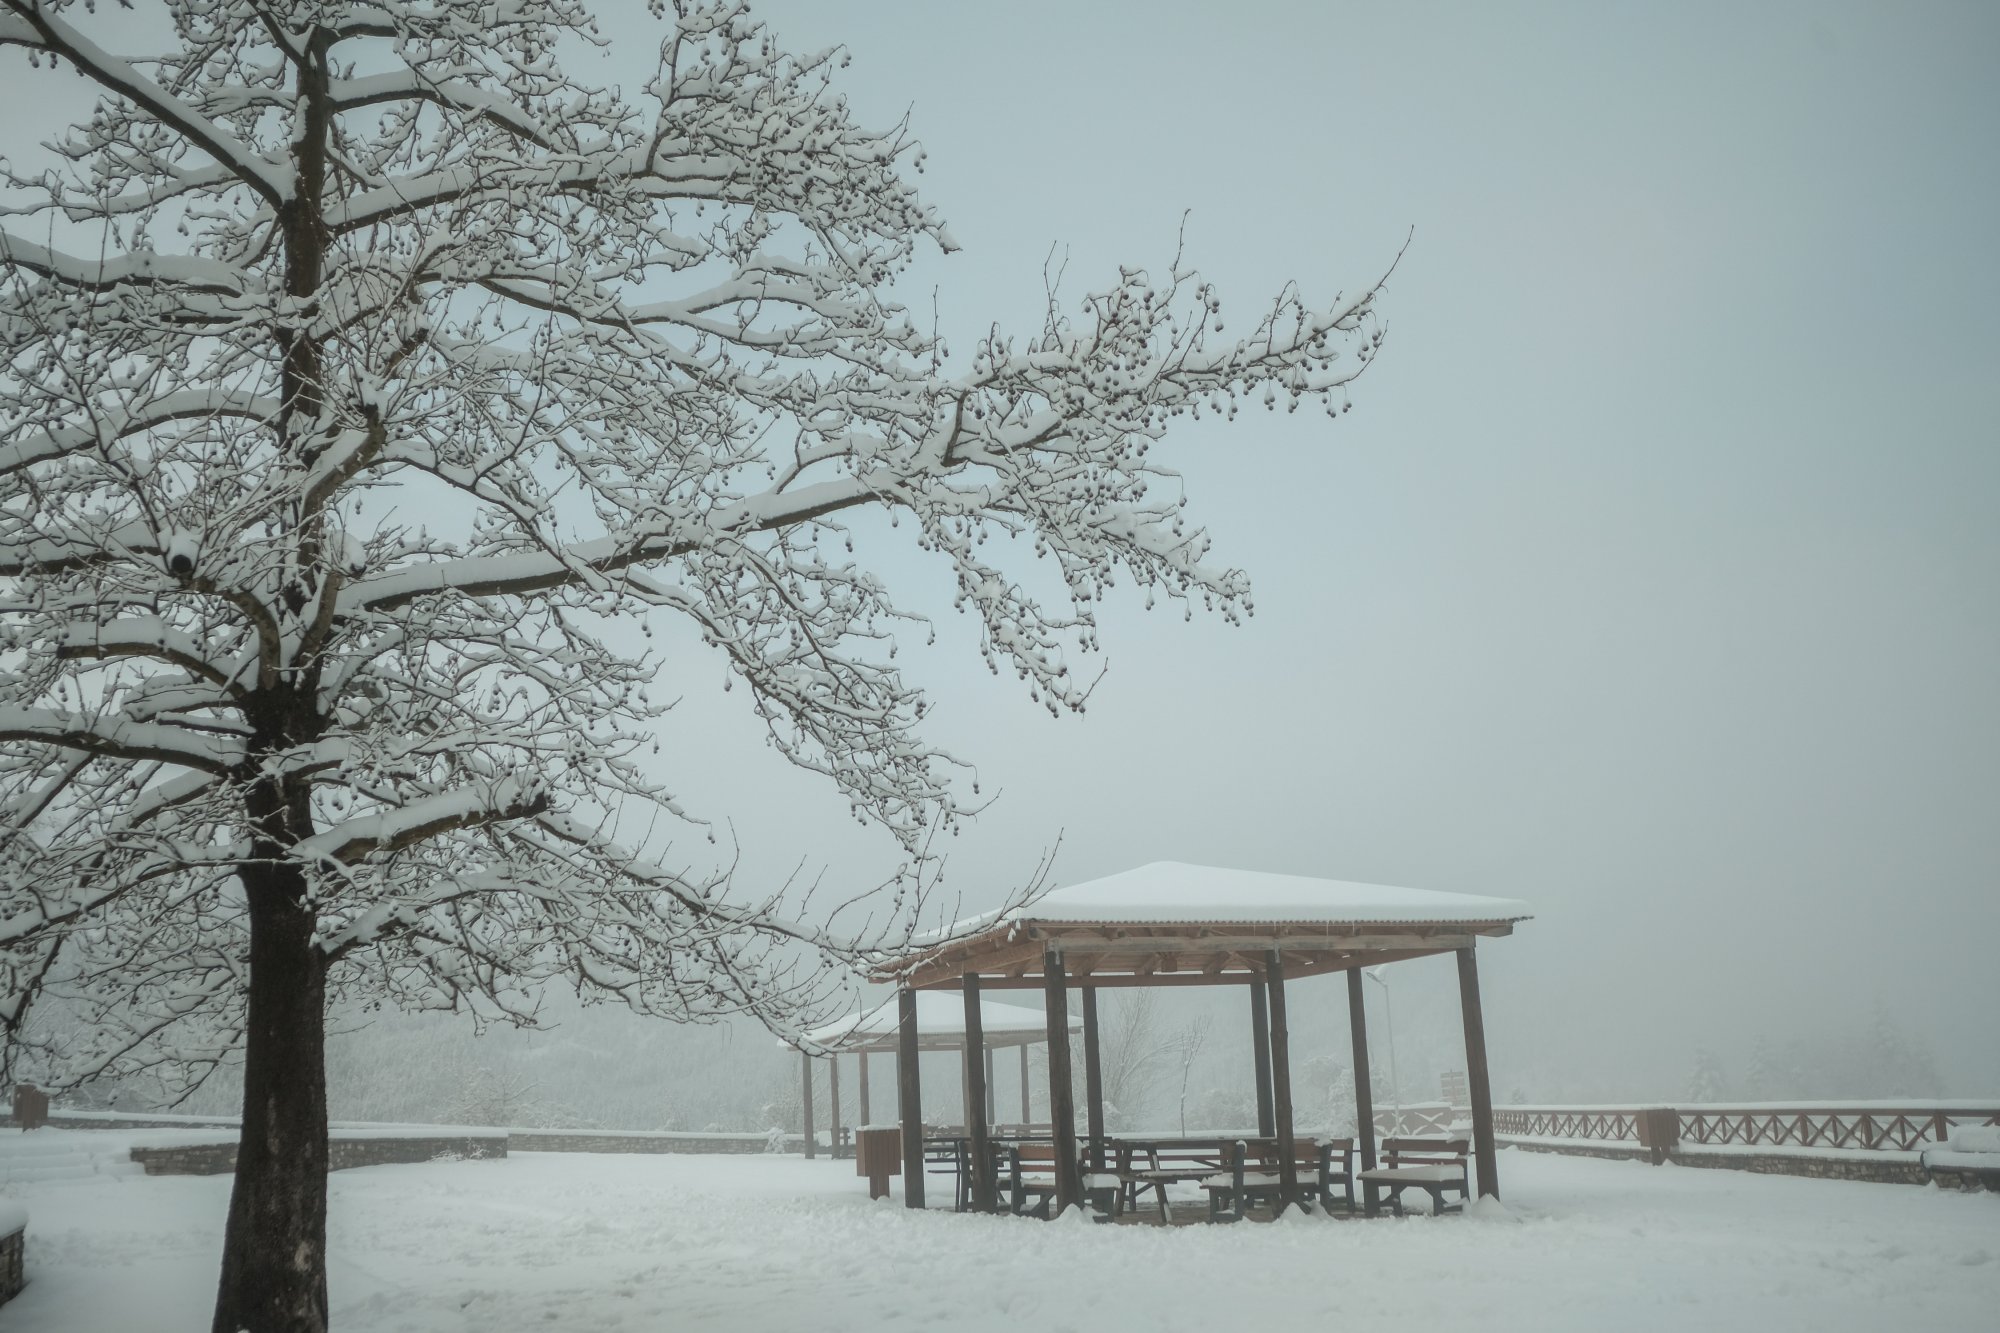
[
  {"x1": 872, "y1": 861, "x2": 1532, "y2": 991},
  {"x1": 789, "y1": 990, "x2": 1076, "y2": 1054}
]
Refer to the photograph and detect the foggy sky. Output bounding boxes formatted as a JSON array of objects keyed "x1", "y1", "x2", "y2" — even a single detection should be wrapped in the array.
[
  {"x1": 636, "y1": 0, "x2": 1999, "y2": 1095},
  {"x1": 3, "y1": 2, "x2": 1993, "y2": 1100}
]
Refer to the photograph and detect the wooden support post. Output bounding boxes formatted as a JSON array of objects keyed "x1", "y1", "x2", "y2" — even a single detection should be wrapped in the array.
[
  {"x1": 1250, "y1": 978, "x2": 1276, "y2": 1138},
  {"x1": 829, "y1": 1051, "x2": 843, "y2": 1160},
  {"x1": 963, "y1": 974, "x2": 994, "y2": 1211},
  {"x1": 1265, "y1": 950, "x2": 1299, "y2": 1208},
  {"x1": 801, "y1": 1050, "x2": 816, "y2": 1160},
  {"x1": 858, "y1": 1050, "x2": 871, "y2": 1127},
  {"x1": 897, "y1": 988, "x2": 924, "y2": 1209},
  {"x1": 1457, "y1": 946, "x2": 1501, "y2": 1201},
  {"x1": 1043, "y1": 948, "x2": 1081, "y2": 1214},
  {"x1": 1019, "y1": 1044, "x2": 1031, "y2": 1124},
  {"x1": 985, "y1": 1047, "x2": 996, "y2": 1124},
  {"x1": 1082, "y1": 986, "x2": 1106, "y2": 1170},
  {"x1": 1347, "y1": 968, "x2": 1380, "y2": 1212}
]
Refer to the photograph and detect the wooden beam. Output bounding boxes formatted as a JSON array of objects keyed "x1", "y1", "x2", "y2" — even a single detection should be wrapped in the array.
[
  {"x1": 1042, "y1": 932, "x2": 1477, "y2": 955},
  {"x1": 903, "y1": 934, "x2": 1049, "y2": 987},
  {"x1": 801, "y1": 1050, "x2": 815, "y2": 1160},
  {"x1": 878, "y1": 925, "x2": 1508, "y2": 988},
  {"x1": 1082, "y1": 987, "x2": 1106, "y2": 1171},
  {"x1": 963, "y1": 974, "x2": 994, "y2": 1211},
  {"x1": 1457, "y1": 946, "x2": 1500, "y2": 1201},
  {"x1": 1267, "y1": 950, "x2": 1299, "y2": 1208},
  {"x1": 918, "y1": 945, "x2": 1459, "y2": 988},
  {"x1": 829, "y1": 1052, "x2": 842, "y2": 1160},
  {"x1": 1250, "y1": 978, "x2": 1275, "y2": 1138},
  {"x1": 1348, "y1": 969, "x2": 1379, "y2": 1214},
  {"x1": 897, "y1": 988, "x2": 924, "y2": 1209},
  {"x1": 985, "y1": 1046, "x2": 996, "y2": 1124},
  {"x1": 965, "y1": 970, "x2": 1259, "y2": 990},
  {"x1": 1064, "y1": 952, "x2": 1104, "y2": 978},
  {"x1": 1044, "y1": 948, "x2": 1081, "y2": 1214},
  {"x1": 1019, "y1": 1044, "x2": 1030, "y2": 1123},
  {"x1": 858, "y1": 1050, "x2": 871, "y2": 1127}
]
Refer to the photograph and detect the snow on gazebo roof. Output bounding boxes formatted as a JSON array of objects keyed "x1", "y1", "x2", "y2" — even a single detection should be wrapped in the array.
[
  {"x1": 1003, "y1": 861, "x2": 1532, "y2": 926},
  {"x1": 873, "y1": 860, "x2": 1532, "y2": 990},
  {"x1": 788, "y1": 990, "x2": 1076, "y2": 1054}
]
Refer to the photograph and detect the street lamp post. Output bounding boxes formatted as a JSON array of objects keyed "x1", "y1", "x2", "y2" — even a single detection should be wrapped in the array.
[{"x1": 1365, "y1": 967, "x2": 1402, "y2": 1137}]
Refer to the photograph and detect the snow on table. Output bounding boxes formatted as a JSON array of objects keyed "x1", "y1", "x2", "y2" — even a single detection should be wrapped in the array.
[{"x1": 1, "y1": 1149, "x2": 1994, "y2": 1332}]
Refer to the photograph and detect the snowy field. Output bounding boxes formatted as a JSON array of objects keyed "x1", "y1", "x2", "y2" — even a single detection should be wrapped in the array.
[{"x1": 3, "y1": 1142, "x2": 1996, "y2": 1332}]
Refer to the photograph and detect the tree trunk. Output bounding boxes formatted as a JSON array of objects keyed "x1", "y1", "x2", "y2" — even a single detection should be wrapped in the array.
[{"x1": 212, "y1": 862, "x2": 330, "y2": 1333}]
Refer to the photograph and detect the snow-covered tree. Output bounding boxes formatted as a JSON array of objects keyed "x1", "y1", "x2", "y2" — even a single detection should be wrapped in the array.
[
  {"x1": 1742, "y1": 1035, "x2": 1779, "y2": 1100},
  {"x1": 1169, "y1": 1012, "x2": 1212, "y2": 1135},
  {"x1": 446, "y1": 1057, "x2": 545, "y2": 1128},
  {"x1": 1098, "y1": 987, "x2": 1171, "y2": 1126},
  {"x1": 1297, "y1": 1050, "x2": 1349, "y2": 1135},
  {"x1": 1686, "y1": 1046, "x2": 1727, "y2": 1104},
  {"x1": 0, "y1": 2, "x2": 1385, "y2": 1329},
  {"x1": 1860, "y1": 1001, "x2": 1942, "y2": 1099}
]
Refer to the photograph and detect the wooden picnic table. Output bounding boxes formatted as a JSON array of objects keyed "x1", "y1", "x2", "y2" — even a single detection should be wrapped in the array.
[{"x1": 1107, "y1": 1134, "x2": 1275, "y2": 1221}]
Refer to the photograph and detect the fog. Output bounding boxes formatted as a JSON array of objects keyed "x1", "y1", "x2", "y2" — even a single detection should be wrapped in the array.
[
  {"x1": 599, "y1": 0, "x2": 1996, "y2": 1111},
  {"x1": 10, "y1": 0, "x2": 1994, "y2": 1123}
]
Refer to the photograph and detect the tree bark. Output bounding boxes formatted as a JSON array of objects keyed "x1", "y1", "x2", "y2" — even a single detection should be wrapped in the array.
[
  {"x1": 213, "y1": 35, "x2": 337, "y2": 1329},
  {"x1": 212, "y1": 861, "x2": 330, "y2": 1333}
]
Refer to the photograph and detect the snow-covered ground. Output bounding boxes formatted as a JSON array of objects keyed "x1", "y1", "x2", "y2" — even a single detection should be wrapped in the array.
[{"x1": 2, "y1": 1141, "x2": 1995, "y2": 1331}]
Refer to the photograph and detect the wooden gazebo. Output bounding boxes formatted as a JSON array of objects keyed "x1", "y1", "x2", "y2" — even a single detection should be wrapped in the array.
[
  {"x1": 784, "y1": 991, "x2": 1081, "y2": 1158},
  {"x1": 870, "y1": 861, "x2": 1531, "y2": 1213}
]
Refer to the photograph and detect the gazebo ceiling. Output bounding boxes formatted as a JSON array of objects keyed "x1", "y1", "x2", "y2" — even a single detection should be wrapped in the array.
[
  {"x1": 872, "y1": 861, "x2": 1533, "y2": 991},
  {"x1": 787, "y1": 990, "x2": 1078, "y2": 1054}
]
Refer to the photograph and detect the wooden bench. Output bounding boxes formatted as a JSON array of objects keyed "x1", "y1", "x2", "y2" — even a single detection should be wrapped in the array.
[
  {"x1": 925, "y1": 1136, "x2": 1024, "y2": 1212},
  {"x1": 1358, "y1": 1136, "x2": 1470, "y2": 1215},
  {"x1": 1003, "y1": 1143, "x2": 1118, "y2": 1219},
  {"x1": 1204, "y1": 1137, "x2": 1356, "y2": 1220}
]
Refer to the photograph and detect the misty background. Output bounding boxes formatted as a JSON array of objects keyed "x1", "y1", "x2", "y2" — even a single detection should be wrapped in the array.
[{"x1": 11, "y1": 0, "x2": 1993, "y2": 1128}]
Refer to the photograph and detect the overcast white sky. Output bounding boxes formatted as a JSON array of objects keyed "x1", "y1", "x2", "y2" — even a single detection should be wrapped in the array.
[
  {"x1": 625, "y1": 0, "x2": 1999, "y2": 1094},
  {"x1": 3, "y1": 2, "x2": 1992, "y2": 1100}
]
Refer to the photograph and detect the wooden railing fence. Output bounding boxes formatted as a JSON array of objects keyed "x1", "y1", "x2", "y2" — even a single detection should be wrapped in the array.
[{"x1": 1492, "y1": 1103, "x2": 2000, "y2": 1153}]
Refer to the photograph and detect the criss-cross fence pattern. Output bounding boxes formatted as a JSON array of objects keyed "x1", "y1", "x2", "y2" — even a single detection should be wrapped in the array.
[
  {"x1": 1492, "y1": 1107, "x2": 1642, "y2": 1142},
  {"x1": 1493, "y1": 1104, "x2": 2000, "y2": 1152},
  {"x1": 1376, "y1": 1103, "x2": 1463, "y2": 1137},
  {"x1": 1678, "y1": 1107, "x2": 1998, "y2": 1152}
]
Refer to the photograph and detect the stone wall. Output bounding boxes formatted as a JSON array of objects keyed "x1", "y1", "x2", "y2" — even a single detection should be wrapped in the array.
[
  {"x1": 129, "y1": 1133, "x2": 507, "y2": 1177},
  {"x1": 0, "y1": 1112, "x2": 238, "y2": 1132},
  {"x1": 1502, "y1": 1138, "x2": 1653, "y2": 1164},
  {"x1": 1926, "y1": 1160, "x2": 2000, "y2": 1193},
  {"x1": 0, "y1": 1225, "x2": 22, "y2": 1307},
  {"x1": 1668, "y1": 1148, "x2": 1928, "y2": 1186},
  {"x1": 127, "y1": 1142, "x2": 241, "y2": 1176}
]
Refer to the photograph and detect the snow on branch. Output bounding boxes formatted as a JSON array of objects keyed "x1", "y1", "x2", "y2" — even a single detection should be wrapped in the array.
[
  {"x1": 0, "y1": 707, "x2": 242, "y2": 773},
  {"x1": 0, "y1": 0, "x2": 1388, "y2": 1093},
  {"x1": 293, "y1": 772, "x2": 551, "y2": 867},
  {"x1": 0, "y1": 1, "x2": 293, "y2": 207}
]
